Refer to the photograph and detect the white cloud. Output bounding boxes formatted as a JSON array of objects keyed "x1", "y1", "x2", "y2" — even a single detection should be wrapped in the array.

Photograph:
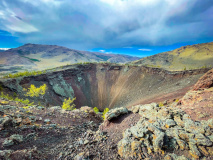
[
  {"x1": 138, "y1": 48, "x2": 152, "y2": 51},
  {"x1": 6, "y1": 23, "x2": 38, "y2": 33},
  {"x1": 0, "y1": 0, "x2": 212, "y2": 49},
  {"x1": 0, "y1": 48, "x2": 10, "y2": 50},
  {"x1": 99, "y1": 50, "x2": 105, "y2": 52}
]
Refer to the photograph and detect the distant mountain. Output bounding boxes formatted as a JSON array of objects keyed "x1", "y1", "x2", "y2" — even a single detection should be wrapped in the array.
[
  {"x1": 0, "y1": 44, "x2": 139, "y2": 71},
  {"x1": 132, "y1": 42, "x2": 213, "y2": 71},
  {"x1": 0, "y1": 48, "x2": 10, "y2": 52}
]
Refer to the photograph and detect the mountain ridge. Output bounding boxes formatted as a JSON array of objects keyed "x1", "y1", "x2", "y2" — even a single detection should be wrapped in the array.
[
  {"x1": 132, "y1": 42, "x2": 213, "y2": 71},
  {"x1": 0, "y1": 43, "x2": 139, "y2": 73}
]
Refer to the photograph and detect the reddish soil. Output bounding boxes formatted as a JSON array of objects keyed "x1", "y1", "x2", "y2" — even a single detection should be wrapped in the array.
[
  {"x1": 100, "y1": 113, "x2": 141, "y2": 144},
  {"x1": 177, "y1": 69, "x2": 213, "y2": 121},
  {"x1": 193, "y1": 68, "x2": 213, "y2": 90},
  {"x1": 177, "y1": 87, "x2": 213, "y2": 121},
  {"x1": 130, "y1": 84, "x2": 193, "y2": 108}
]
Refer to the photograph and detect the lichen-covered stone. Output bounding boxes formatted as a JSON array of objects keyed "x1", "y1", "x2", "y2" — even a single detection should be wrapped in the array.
[
  {"x1": 1, "y1": 116, "x2": 15, "y2": 128},
  {"x1": 195, "y1": 133, "x2": 212, "y2": 146},
  {"x1": 3, "y1": 134, "x2": 24, "y2": 147},
  {"x1": 104, "y1": 107, "x2": 128, "y2": 121},
  {"x1": 189, "y1": 142, "x2": 201, "y2": 159},
  {"x1": 117, "y1": 103, "x2": 213, "y2": 159},
  {"x1": 165, "y1": 119, "x2": 176, "y2": 128},
  {"x1": 198, "y1": 146, "x2": 209, "y2": 156},
  {"x1": 131, "y1": 105, "x2": 140, "y2": 113},
  {"x1": 0, "y1": 150, "x2": 12, "y2": 159},
  {"x1": 176, "y1": 139, "x2": 189, "y2": 150},
  {"x1": 153, "y1": 132, "x2": 165, "y2": 152}
]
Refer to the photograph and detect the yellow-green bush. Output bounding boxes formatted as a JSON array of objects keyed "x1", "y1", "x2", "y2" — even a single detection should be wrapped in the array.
[
  {"x1": 24, "y1": 84, "x2": 47, "y2": 97},
  {"x1": 102, "y1": 108, "x2": 109, "y2": 120},
  {"x1": 93, "y1": 107, "x2": 99, "y2": 113},
  {"x1": 62, "y1": 97, "x2": 76, "y2": 111},
  {"x1": 159, "y1": 102, "x2": 164, "y2": 107},
  {"x1": 0, "y1": 92, "x2": 34, "y2": 106},
  {"x1": 3, "y1": 70, "x2": 46, "y2": 79}
]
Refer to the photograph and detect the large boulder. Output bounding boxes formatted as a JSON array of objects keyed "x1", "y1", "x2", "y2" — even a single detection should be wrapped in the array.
[
  {"x1": 3, "y1": 134, "x2": 24, "y2": 147},
  {"x1": 104, "y1": 107, "x2": 128, "y2": 121}
]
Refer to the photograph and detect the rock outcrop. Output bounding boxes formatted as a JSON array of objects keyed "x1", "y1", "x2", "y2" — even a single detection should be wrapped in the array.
[
  {"x1": 104, "y1": 107, "x2": 128, "y2": 121},
  {"x1": 177, "y1": 68, "x2": 213, "y2": 121},
  {"x1": 118, "y1": 103, "x2": 213, "y2": 159},
  {"x1": 193, "y1": 68, "x2": 213, "y2": 90}
]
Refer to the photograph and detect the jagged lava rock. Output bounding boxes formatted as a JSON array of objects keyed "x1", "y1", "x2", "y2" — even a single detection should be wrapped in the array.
[
  {"x1": 193, "y1": 68, "x2": 213, "y2": 90},
  {"x1": 117, "y1": 103, "x2": 213, "y2": 159},
  {"x1": 104, "y1": 107, "x2": 128, "y2": 121}
]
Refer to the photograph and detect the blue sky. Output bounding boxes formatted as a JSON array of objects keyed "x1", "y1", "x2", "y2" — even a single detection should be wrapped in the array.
[{"x1": 0, "y1": 0, "x2": 213, "y2": 57}]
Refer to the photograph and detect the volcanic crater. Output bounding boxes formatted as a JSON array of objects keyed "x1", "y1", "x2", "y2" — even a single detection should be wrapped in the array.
[{"x1": 0, "y1": 63, "x2": 209, "y2": 110}]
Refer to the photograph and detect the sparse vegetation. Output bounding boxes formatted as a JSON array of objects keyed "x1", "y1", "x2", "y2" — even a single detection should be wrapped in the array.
[
  {"x1": 93, "y1": 107, "x2": 99, "y2": 113},
  {"x1": 0, "y1": 84, "x2": 3, "y2": 91},
  {"x1": 159, "y1": 102, "x2": 164, "y2": 107},
  {"x1": 20, "y1": 55, "x2": 40, "y2": 62},
  {"x1": 0, "y1": 92, "x2": 34, "y2": 106},
  {"x1": 23, "y1": 84, "x2": 47, "y2": 105},
  {"x1": 24, "y1": 84, "x2": 47, "y2": 98},
  {"x1": 102, "y1": 108, "x2": 109, "y2": 120},
  {"x1": 3, "y1": 70, "x2": 46, "y2": 79},
  {"x1": 62, "y1": 97, "x2": 76, "y2": 111},
  {"x1": 145, "y1": 64, "x2": 161, "y2": 68}
]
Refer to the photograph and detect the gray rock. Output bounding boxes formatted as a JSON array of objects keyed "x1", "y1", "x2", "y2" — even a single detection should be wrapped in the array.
[
  {"x1": 0, "y1": 150, "x2": 12, "y2": 159},
  {"x1": 1, "y1": 117, "x2": 15, "y2": 128},
  {"x1": 25, "y1": 133, "x2": 36, "y2": 141},
  {"x1": 74, "y1": 152, "x2": 85, "y2": 160},
  {"x1": 164, "y1": 153, "x2": 189, "y2": 160},
  {"x1": 3, "y1": 134, "x2": 24, "y2": 147},
  {"x1": 44, "y1": 119, "x2": 51, "y2": 123},
  {"x1": 49, "y1": 124, "x2": 57, "y2": 128},
  {"x1": 153, "y1": 132, "x2": 165, "y2": 152},
  {"x1": 131, "y1": 105, "x2": 140, "y2": 113},
  {"x1": 37, "y1": 106, "x2": 44, "y2": 110},
  {"x1": 189, "y1": 142, "x2": 201, "y2": 159},
  {"x1": 104, "y1": 107, "x2": 128, "y2": 121},
  {"x1": 207, "y1": 135, "x2": 213, "y2": 142},
  {"x1": 195, "y1": 134, "x2": 212, "y2": 146},
  {"x1": 165, "y1": 119, "x2": 176, "y2": 128},
  {"x1": 3, "y1": 139, "x2": 14, "y2": 147},
  {"x1": 138, "y1": 103, "x2": 158, "y2": 114},
  {"x1": 84, "y1": 140, "x2": 89, "y2": 145},
  {"x1": 176, "y1": 138, "x2": 189, "y2": 150}
]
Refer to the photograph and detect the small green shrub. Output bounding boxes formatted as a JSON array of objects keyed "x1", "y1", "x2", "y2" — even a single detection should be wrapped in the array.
[
  {"x1": 93, "y1": 107, "x2": 99, "y2": 113},
  {"x1": 175, "y1": 99, "x2": 179, "y2": 103},
  {"x1": 62, "y1": 97, "x2": 76, "y2": 111},
  {"x1": 3, "y1": 70, "x2": 46, "y2": 79},
  {"x1": 0, "y1": 91, "x2": 34, "y2": 106},
  {"x1": 159, "y1": 102, "x2": 164, "y2": 107},
  {"x1": 24, "y1": 84, "x2": 47, "y2": 97},
  {"x1": 102, "y1": 108, "x2": 109, "y2": 120}
]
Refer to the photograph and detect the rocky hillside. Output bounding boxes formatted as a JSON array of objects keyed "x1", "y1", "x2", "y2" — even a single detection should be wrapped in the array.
[
  {"x1": 0, "y1": 64, "x2": 212, "y2": 159},
  {"x1": 133, "y1": 42, "x2": 213, "y2": 71},
  {"x1": 176, "y1": 68, "x2": 213, "y2": 121},
  {"x1": 0, "y1": 63, "x2": 210, "y2": 110},
  {"x1": 0, "y1": 44, "x2": 139, "y2": 73},
  {"x1": 0, "y1": 96, "x2": 213, "y2": 159}
]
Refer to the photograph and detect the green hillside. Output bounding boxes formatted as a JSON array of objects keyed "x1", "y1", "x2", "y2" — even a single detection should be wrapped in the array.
[{"x1": 133, "y1": 42, "x2": 213, "y2": 71}]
